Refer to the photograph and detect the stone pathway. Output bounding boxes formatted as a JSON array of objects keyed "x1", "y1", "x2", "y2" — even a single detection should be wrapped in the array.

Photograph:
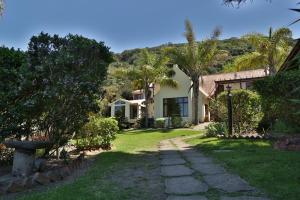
[{"x1": 159, "y1": 138, "x2": 270, "y2": 200}]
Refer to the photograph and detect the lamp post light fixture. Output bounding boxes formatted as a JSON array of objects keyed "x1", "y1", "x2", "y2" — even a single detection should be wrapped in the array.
[{"x1": 226, "y1": 85, "x2": 233, "y2": 136}]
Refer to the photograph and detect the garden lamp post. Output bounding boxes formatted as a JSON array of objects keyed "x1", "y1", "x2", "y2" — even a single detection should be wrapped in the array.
[{"x1": 226, "y1": 85, "x2": 233, "y2": 135}]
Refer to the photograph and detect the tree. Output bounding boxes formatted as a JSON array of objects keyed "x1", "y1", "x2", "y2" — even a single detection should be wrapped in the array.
[
  {"x1": 224, "y1": 0, "x2": 300, "y2": 25},
  {"x1": 0, "y1": 0, "x2": 4, "y2": 16},
  {"x1": 0, "y1": 33, "x2": 113, "y2": 157},
  {"x1": 168, "y1": 20, "x2": 221, "y2": 125},
  {"x1": 231, "y1": 27, "x2": 293, "y2": 75},
  {"x1": 0, "y1": 47, "x2": 27, "y2": 140},
  {"x1": 115, "y1": 49, "x2": 177, "y2": 128}
]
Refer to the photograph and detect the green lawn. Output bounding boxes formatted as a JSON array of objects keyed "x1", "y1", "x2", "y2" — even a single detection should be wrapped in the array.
[
  {"x1": 14, "y1": 129, "x2": 200, "y2": 200},
  {"x1": 186, "y1": 136, "x2": 300, "y2": 200}
]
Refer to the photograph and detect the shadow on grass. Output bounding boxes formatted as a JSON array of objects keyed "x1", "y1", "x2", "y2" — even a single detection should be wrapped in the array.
[{"x1": 188, "y1": 136, "x2": 300, "y2": 200}]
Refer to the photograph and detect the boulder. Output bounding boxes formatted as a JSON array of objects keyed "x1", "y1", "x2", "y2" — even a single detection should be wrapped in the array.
[
  {"x1": 6, "y1": 179, "x2": 25, "y2": 193},
  {"x1": 34, "y1": 158, "x2": 47, "y2": 172},
  {"x1": 32, "y1": 172, "x2": 50, "y2": 185},
  {"x1": 46, "y1": 170, "x2": 62, "y2": 182},
  {"x1": 59, "y1": 166, "x2": 71, "y2": 178},
  {"x1": 21, "y1": 177, "x2": 35, "y2": 189}
]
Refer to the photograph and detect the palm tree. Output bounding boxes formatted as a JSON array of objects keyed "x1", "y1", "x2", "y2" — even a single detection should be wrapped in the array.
[
  {"x1": 115, "y1": 49, "x2": 177, "y2": 128},
  {"x1": 0, "y1": 0, "x2": 3, "y2": 16},
  {"x1": 232, "y1": 27, "x2": 292, "y2": 75},
  {"x1": 168, "y1": 20, "x2": 221, "y2": 125}
]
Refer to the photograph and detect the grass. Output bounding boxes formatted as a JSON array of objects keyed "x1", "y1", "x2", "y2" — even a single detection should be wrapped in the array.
[
  {"x1": 186, "y1": 136, "x2": 300, "y2": 200},
  {"x1": 14, "y1": 129, "x2": 200, "y2": 200}
]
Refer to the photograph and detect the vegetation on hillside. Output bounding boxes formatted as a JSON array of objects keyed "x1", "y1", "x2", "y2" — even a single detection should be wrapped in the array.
[
  {"x1": 116, "y1": 37, "x2": 254, "y2": 74},
  {"x1": 225, "y1": 28, "x2": 293, "y2": 75}
]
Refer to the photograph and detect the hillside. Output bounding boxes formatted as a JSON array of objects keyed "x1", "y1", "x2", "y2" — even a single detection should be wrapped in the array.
[{"x1": 115, "y1": 37, "x2": 254, "y2": 74}]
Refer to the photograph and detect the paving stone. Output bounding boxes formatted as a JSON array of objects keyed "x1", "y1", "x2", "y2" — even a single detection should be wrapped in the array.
[
  {"x1": 165, "y1": 176, "x2": 208, "y2": 194},
  {"x1": 220, "y1": 196, "x2": 270, "y2": 200},
  {"x1": 191, "y1": 163, "x2": 226, "y2": 175},
  {"x1": 160, "y1": 154, "x2": 182, "y2": 159},
  {"x1": 161, "y1": 165, "x2": 194, "y2": 177},
  {"x1": 204, "y1": 173, "x2": 254, "y2": 192},
  {"x1": 185, "y1": 156, "x2": 214, "y2": 164},
  {"x1": 167, "y1": 195, "x2": 208, "y2": 200},
  {"x1": 161, "y1": 158, "x2": 186, "y2": 166},
  {"x1": 160, "y1": 150, "x2": 179, "y2": 155}
]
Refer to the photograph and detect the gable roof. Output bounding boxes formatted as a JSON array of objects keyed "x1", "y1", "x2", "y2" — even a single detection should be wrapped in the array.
[
  {"x1": 200, "y1": 69, "x2": 266, "y2": 97},
  {"x1": 278, "y1": 39, "x2": 300, "y2": 72}
]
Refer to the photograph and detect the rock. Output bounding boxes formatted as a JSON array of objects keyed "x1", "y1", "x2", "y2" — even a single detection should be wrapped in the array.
[
  {"x1": 6, "y1": 179, "x2": 25, "y2": 193},
  {"x1": 59, "y1": 166, "x2": 71, "y2": 178},
  {"x1": 34, "y1": 158, "x2": 47, "y2": 172},
  {"x1": 32, "y1": 172, "x2": 50, "y2": 185},
  {"x1": 46, "y1": 170, "x2": 62, "y2": 182},
  {"x1": 21, "y1": 177, "x2": 35, "y2": 189}
]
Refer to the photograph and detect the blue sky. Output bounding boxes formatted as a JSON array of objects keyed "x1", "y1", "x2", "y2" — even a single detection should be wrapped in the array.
[{"x1": 0, "y1": 0, "x2": 299, "y2": 53}]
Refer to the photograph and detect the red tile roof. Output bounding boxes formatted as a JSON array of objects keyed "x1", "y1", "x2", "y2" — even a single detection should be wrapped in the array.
[{"x1": 200, "y1": 69, "x2": 267, "y2": 97}]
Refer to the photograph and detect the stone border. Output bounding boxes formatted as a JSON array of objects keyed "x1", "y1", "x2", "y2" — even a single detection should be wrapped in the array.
[{"x1": 0, "y1": 154, "x2": 87, "y2": 194}]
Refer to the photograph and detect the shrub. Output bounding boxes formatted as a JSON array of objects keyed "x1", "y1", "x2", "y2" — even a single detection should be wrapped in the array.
[
  {"x1": 206, "y1": 122, "x2": 228, "y2": 137},
  {"x1": 253, "y1": 70, "x2": 300, "y2": 133},
  {"x1": 134, "y1": 117, "x2": 154, "y2": 128},
  {"x1": 210, "y1": 89, "x2": 263, "y2": 134},
  {"x1": 75, "y1": 116, "x2": 119, "y2": 150},
  {"x1": 183, "y1": 121, "x2": 193, "y2": 128},
  {"x1": 155, "y1": 118, "x2": 165, "y2": 128},
  {"x1": 0, "y1": 144, "x2": 14, "y2": 165},
  {"x1": 171, "y1": 116, "x2": 183, "y2": 128},
  {"x1": 114, "y1": 111, "x2": 130, "y2": 130}
]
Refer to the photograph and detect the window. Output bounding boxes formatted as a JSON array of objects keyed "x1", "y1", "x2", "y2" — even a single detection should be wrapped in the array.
[
  {"x1": 115, "y1": 101, "x2": 125, "y2": 118},
  {"x1": 130, "y1": 104, "x2": 138, "y2": 119},
  {"x1": 163, "y1": 97, "x2": 188, "y2": 117}
]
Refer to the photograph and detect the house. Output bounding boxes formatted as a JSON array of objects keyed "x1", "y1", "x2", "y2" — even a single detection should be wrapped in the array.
[
  {"x1": 110, "y1": 90, "x2": 145, "y2": 124},
  {"x1": 278, "y1": 39, "x2": 300, "y2": 72},
  {"x1": 110, "y1": 65, "x2": 267, "y2": 125}
]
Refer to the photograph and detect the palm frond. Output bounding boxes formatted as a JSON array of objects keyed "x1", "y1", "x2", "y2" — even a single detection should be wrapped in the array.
[
  {"x1": 159, "y1": 78, "x2": 178, "y2": 88},
  {"x1": 0, "y1": 0, "x2": 4, "y2": 16}
]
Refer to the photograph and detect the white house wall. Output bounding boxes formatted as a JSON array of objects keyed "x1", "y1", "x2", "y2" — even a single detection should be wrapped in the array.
[{"x1": 154, "y1": 65, "x2": 205, "y2": 123}]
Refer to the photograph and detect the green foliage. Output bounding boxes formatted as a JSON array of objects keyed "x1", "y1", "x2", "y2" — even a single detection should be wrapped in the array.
[
  {"x1": 155, "y1": 118, "x2": 165, "y2": 128},
  {"x1": 0, "y1": 33, "x2": 113, "y2": 149},
  {"x1": 0, "y1": 46, "x2": 28, "y2": 138},
  {"x1": 168, "y1": 20, "x2": 222, "y2": 124},
  {"x1": 236, "y1": 28, "x2": 292, "y2": 74},
  {"x1": 76, "y1": 116, "x2": 119, "y2": 150},
  {"x1": 273, "y1": 120, "x2": 300, "y2": 135},
  {"x1": 0, "y1": 144, "x2": 13, "y2": 165},
  {"x1": 0, "y1": 0, "x2": 3, "y2": 15},
  {"x1": 206, "y1": 122, "x2": 228, "y2": 137},
  {"x1": 253, "y1": 69, "x2": 300, "y2": 133},
  {"x1": 210, "y1": 89, "x2": 263, "y2": 134},
  {"x1": 116, "y1": 37, "x2": 254, "y2": 74},
  {"x1": 115, "y1": 109, "x2": 130, "y2": 130},
  {"x1": 171, "y1": 116, "x2": 182, "y2": 128},
  {"x1": 114, "y1": 49, "x2": 177, "y2": 128}
]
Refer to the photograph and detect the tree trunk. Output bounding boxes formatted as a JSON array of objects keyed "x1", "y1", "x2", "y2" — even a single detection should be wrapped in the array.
[
  {"x1": 192, "y1": 77, "x2": 200, "y2": 125},
  {"x1": 144, "y1": 84, "x2": 149, "y2": 128}
]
